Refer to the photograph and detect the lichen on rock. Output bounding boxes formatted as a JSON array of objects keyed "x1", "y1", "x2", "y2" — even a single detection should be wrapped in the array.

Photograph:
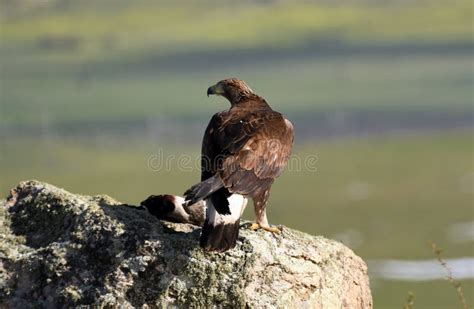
[{"x1": 0, "y1": 180, "x2": 372, "y2": 308}]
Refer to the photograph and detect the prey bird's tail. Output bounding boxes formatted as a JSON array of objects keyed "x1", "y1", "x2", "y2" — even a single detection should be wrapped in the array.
[{"x1": 183, "y1": 175, "x2": 224, "y2": 207}]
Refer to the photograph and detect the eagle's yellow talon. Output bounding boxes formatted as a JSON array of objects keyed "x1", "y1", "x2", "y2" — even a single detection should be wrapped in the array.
[
  {"x1": 250, "y1": 223, "x2": 260, "y2": 230},
  {"x1": 261, "y1": 225, "x2": 281, "y2": 234},
  {"x1": 249, "y1": 223, "x2": 281, "y2": 234}
]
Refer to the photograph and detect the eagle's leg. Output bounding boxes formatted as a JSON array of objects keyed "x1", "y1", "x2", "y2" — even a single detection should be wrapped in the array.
[{"x1": 250, "y1": 192, "x2": 281, "y2": 234}]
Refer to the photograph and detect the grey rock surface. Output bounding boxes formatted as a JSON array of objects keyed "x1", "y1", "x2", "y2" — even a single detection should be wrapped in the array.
[{"x1": 0, "y1": 180, "x2": 372, "y2": 308}]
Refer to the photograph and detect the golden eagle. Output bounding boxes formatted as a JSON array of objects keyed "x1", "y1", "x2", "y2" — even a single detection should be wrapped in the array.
[{"x1": 183, "y1": 78, "x2": 294, "y2": 252}]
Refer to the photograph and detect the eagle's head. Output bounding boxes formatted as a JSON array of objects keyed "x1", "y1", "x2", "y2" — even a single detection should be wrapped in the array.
[{"x1": 207, "y1": 78, "x2": 255, "y2": 105}]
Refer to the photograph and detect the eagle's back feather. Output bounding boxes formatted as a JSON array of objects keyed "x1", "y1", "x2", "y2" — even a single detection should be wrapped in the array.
[{"x1": 202, "y1": 99, "x2": 294, "y2": 198}]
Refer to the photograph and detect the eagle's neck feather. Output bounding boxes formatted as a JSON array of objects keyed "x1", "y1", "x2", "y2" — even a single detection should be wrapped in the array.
[
  {"x1": 229, "y1": 93, "x2": 267, "y2": 106},
  {"x1": 224, "y1": 88, "x2": 254, "y2": 105},
  {"x1": 229, "y1": 97, "x2": 272, "y2": 112}
]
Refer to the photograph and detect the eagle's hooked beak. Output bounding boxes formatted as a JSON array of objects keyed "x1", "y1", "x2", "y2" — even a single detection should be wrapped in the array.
[
  {"x1": 207, "y1": 83, "x2": 224, "y2": 97},
  {"x1": 206, "y1": 87, "x2": 214, "y2": 97}
]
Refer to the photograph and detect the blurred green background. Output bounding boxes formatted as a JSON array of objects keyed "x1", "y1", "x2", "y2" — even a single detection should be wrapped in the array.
[{"x1": 1, "y1": 0, "x2": 473, "y2": 307}]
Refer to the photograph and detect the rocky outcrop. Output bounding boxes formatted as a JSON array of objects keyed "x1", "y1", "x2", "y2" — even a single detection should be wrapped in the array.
[{"x1": 0, "y1": 180, "x2": 372, "y2": 308}]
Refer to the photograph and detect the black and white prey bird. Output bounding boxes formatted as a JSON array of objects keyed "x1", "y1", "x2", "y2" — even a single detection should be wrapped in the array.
[{"x1": 183, "y1": 78, "x2": 294, "y2": 252}]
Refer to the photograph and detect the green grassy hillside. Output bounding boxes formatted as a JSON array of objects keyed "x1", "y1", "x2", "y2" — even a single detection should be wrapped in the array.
[
  {"x1": 1, "y1": 53, "x2": 472, "y2": 127},
  {"x1": 2, "y1": 0, "x2": 471, "y2": 58},
  {"x1": 1, "y1": 0, "x2": 472, "y2": 128}
]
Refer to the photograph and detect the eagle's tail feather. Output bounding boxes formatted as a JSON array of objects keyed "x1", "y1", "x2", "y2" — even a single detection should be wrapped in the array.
[
  {"x1": 200, "y1": 194, "x2": 247, "y2": 252},
  {"x1": 183, "y1": 175, "x2": 224, "y2": 207},
  {"x1": 200, "y1": 219, "x2": 240, "y2": 252}
]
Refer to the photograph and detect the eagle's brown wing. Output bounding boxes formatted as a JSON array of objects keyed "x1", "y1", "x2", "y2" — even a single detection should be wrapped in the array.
[
  {"x1": 200, "y1": 109, "x2": 266, "y2": 180},
  {"x1": 220, "y1": 114, "x2": 293, "y2": 196},
  {"x1": 201, "y1": 104, "x2": 294, "y2": 197}
]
